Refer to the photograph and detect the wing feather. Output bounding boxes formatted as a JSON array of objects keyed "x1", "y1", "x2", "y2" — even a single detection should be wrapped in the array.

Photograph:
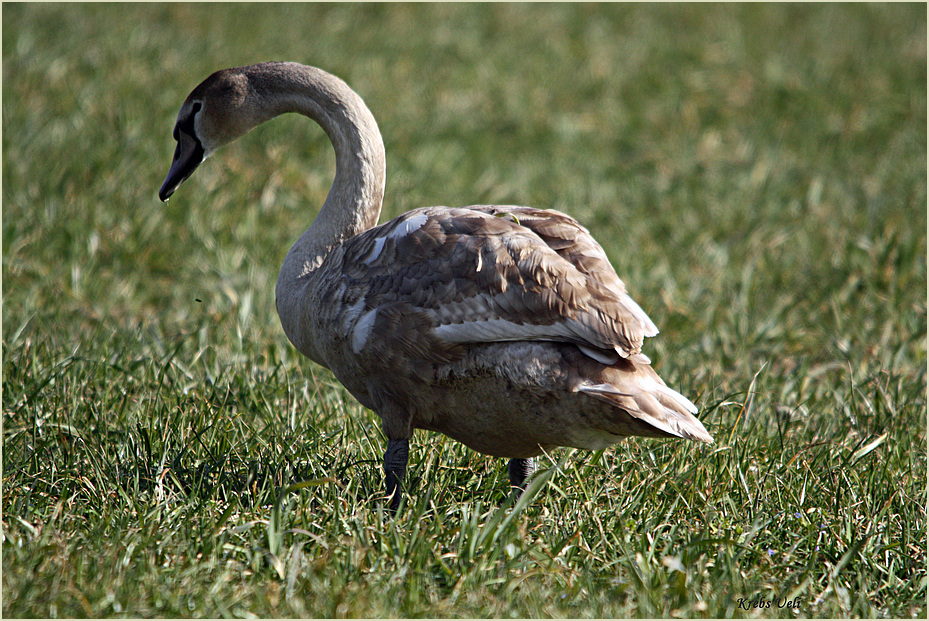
[{"x1": 336, "y1": 205, "x2": 659, "y2": 359}]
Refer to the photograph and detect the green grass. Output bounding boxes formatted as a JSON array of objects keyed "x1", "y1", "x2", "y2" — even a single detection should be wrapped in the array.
[{"x1": 3, "y1": 3, "x2": 926, "y2": 617}]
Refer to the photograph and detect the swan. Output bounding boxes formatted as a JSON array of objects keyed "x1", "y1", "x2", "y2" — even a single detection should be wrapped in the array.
[{"x1": 159, "y1": 62, "x2": 713, "y2": 510}]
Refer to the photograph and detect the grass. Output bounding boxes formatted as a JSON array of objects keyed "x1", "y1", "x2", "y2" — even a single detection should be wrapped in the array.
[{"x1": 2, "y1": 3, "x2": 926, "y2": 618}]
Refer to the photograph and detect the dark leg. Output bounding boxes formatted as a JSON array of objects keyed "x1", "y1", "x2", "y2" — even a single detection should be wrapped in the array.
[
  {"x1": 384, "y1": 438, "x2": 409, "y2": 511},
  {"x1": 508, "y1": 457, "x2": 535, "y2": 493}
]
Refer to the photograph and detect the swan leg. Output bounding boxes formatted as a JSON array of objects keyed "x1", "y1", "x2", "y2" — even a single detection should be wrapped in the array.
[
  {"x1": 508, "y1": 457, "x2": 535, "y2": 493},
  {"x1": 384, "y1": 438, "x2": 409, "y2": 511}
]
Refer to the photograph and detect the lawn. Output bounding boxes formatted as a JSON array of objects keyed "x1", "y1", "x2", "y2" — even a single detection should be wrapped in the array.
[{"x1": 2, "y1": 3, "x2": 926, "y2": 618}]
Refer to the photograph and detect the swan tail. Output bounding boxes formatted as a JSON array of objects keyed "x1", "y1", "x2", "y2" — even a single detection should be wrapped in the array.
[{"x1": 575, "y1": 363, "x2": 714, "y2": 444}]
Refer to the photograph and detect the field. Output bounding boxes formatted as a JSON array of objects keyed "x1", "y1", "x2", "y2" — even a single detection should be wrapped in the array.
[{"x1": 2, "y1": 3, "x2": 926, "y2": 618}]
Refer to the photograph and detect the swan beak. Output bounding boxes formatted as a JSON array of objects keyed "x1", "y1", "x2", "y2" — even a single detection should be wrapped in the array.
[{"x1": 159, "y1": 130, "x2": 205, "y2": 202}]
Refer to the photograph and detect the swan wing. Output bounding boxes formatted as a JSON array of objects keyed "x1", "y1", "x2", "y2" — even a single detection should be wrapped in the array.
[{"x1": 337, "y1": 205, "x2": 658, "y2": 361}]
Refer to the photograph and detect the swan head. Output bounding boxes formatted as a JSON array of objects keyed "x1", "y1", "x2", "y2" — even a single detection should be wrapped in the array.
[{"x1": 159, "y1": 67, "x2": 269, "y2": 201}]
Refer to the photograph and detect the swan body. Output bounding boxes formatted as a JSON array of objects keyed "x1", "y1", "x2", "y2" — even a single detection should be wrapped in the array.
[{"x1": 160, "y1": 62, "x2": 712, "y2": 509}]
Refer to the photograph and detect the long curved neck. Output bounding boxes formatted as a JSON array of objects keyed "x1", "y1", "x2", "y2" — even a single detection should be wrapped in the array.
[
  {"x1": 247, "y1": 64, "x2": 384, "y2": 363},
  {"x1": 264, "y1": 64, "x2": 386, "y2": 276}
]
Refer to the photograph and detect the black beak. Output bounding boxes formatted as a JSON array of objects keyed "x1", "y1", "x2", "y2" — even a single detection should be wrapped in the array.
[{"x1": 159, "y1": 131, "x2": 205, "y2": 201}]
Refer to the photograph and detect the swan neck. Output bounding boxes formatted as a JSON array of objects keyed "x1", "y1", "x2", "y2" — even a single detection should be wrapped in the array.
[
  {"x1": 274, "y1": 67, "x2": 386, "y2": 264},
  {"x1": 266, "y1": 64, "x2": 385, "y2": 362}
]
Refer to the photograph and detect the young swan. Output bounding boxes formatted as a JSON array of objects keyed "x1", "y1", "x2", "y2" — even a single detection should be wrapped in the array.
[{"x1": 160, "y1": 62, "x2": 712, "y2": 510}]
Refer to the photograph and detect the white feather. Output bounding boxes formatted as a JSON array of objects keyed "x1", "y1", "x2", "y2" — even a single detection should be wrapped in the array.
[
  {"x1": 352, "y1": 308, "x2": 378, "y2": 353},
  {"x1": 389, "y1": 213, "x2": 428, "y2": 239},
  {"x1": 364, "y1": 237, "x2": 387, "y2": 265}
]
